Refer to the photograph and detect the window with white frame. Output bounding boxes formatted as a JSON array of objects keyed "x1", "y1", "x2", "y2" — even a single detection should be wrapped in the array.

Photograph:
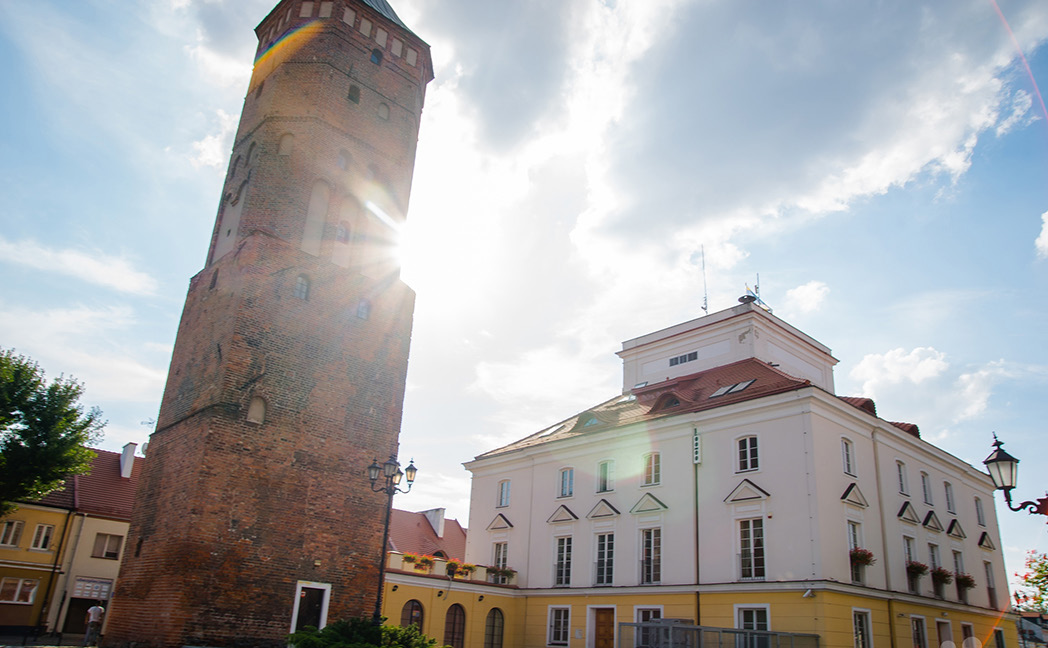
[
  {"x1": 904, "y1": 536, "x2": 916, "y2": 563},
  {"x1": 975, "y1": 497, "x2": 986, "y2": 527},
  {"x1": 944, "y1": 482, "x2": 955, "y2": 513},
  {"x1": 0, "y1": 577, "x2": 38, "y2": 604},
  {"x1": 848, "y1": 521, "x2": 863, "y2": 583},
  {"x1": 738, "y1": 436, "x2": 758, "y2": 472},
  {"x1": 928, "y1": 543, "x2": 940, "y2": 569},
  {"x1": 737, "y1": 606, "x2": 769, "y2": 631},
  {"x1": 497, "y1": 480, "x2": 510, "y2": 507},
  {"x1": 558, "y1": 468, "x2": 574, "y2": 497},
  {"x1": 912, "y1": 617, "x2": 928, "y2": 648},
  {"x1": 636, "y1": 608, "x2": 662, "y2": 647},
  {"x1": 994, "y1": 628, "x2": 1006, "y2": 648},
  {"x1": 92, "y1": 533, "x2": 123, "y2": 560},
  {"x1": 897, "y1": 461, "x2": 909, "y2": 494},
  {"x1": 597, "y1": 460, "x2": 614, "y2": 492},
  {"x1": 921, "y1": 472, "x2": 933, "y2": 505},
  {"x1": 31, "y1": 524, "x2": 54, "y2": 550},
  {"x1": 595, "y1": 533, "x2": 614, "y2": 586},
  {"x1": 492, "y1": 542, "x2": 508, "y2": 584},
  {"x1": 643, "y1": 453, "x2": 660, "y2": 486},
  {"x1": 842, "y1": 438, "x2": 855, "y2": 475},
  {"x1": 641, "y1": 528, "x2": 661, "y2": 584},
  {"x1": 548, "y1": 607, "x2": 570, "y2": 646},
  {"x1": 554, "y1": 537, "x2": 572, "y2": 586},
  {"x1": 739, "y1": 518, "x2": 765, "y2": 580},
  {"x1": 0, "y1": 520, "x2": 24, "y2": 547},
  {"x1": 985, "y1": 561, "x2": 997, "y2": 609},
  {"x1": 853, "y1": 610, "x2": 872, "y2": 648},
  {"x1": 952, "y1": 550, "x2": 964, "y2": 575}
]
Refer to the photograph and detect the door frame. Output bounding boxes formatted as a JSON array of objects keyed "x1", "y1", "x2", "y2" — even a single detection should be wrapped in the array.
[
  {"x1": 587, "y1": 605, "x2": 617, "y2": 648},
  {"x1": 290, "y1": 580, "x2": 331, "y2": 633}
]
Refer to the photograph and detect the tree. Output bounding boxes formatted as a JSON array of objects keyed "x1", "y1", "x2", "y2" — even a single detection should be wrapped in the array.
[
  {"x1": 1014, "y1": 550, "x2": 1048, "y2": 613},
  {"x1": 0, "y1": 349, "x2": 103, "y2": 515},
  {"x1": 287, "y1": 617, "x2": 444, "y2": 648}
]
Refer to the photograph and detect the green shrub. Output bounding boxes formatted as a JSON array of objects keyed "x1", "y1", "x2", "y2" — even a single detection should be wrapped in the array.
[{"x1": 288, "y1": 617, "x2": 446, "y2": 648}]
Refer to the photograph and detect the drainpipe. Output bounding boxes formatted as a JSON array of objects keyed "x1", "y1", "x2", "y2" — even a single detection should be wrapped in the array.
[
  {"x1": 693, "y1": 425, "x2": 701, "y2": 625},
  {"x1": 36, "y1": 507, "x2": 74, "y2": 631}
]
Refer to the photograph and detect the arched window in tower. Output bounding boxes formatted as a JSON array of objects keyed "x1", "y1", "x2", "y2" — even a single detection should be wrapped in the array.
[
  {"x1": 301, "y1": 180, "x2": 330, "y2": 256},
  {"x1": 278, "y1": 133, "x2": 294, "y2": 156},
  {"x1": 377, "y1": 103, "x2": 390, "y2": 120},
  {"x1": 246, "y1": 396, "x2": 266, "y2": 424},
  {"x1": 356, "y1": 299, "x2": 371, "y2": 320},
  {"x1": 230, "y1": 155, "x2": 242, "y2": 179},
  {"x1": 347, "y1": 84, "x2": 360, "y2": 104},
  {"x1": 247, "y1": 142, "x2": 257, "y2": 166},
  {"x1": 337, "y1": 150, "x2": 351, "y2": 170},
  {"x1": 370, "y1": 48, "x2": 383, "y2": 65},
  {"x1": 336, "y1": 221, "x2": 351, "y2": 244},
  {"x1": 212, "y1": 180, "x2": 248, "y2": 262},
  {"x1": 293, "y1": 275, "x2": 310, "y2": 300}
]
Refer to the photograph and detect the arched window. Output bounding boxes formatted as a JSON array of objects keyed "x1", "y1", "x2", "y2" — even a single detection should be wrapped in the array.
[
  {"x1": 294, "y1": 275, "x2": 310, "y2": 300},
  {"x1": 337, "y1": 149, "x2": 351, "y2": 170},
  {"x1": 301, "y1": 180, "x2": 330, "y2": 255},
  {"x1": 378, "y1": 103, "x2": 390, "y2": 120},
  {"x1": 246, "y1": 396, "x2": 266, "y2": 424},
  {"x1": 370, "y1": 48, "x2": 383, "y2": 65},
  {"x1": 230, "y1": 155, "x2": 242, "y2": 179},
  {"x1": 348, "y1": 84, "x2": 360, "y2": 104},
  {"x1": 278, "y1": 133, "x2": 294, "y2": 156},
  {"x1": 484, "y1": 608, "x2": 504, "y2": 648},
  {"x1": 357, "y1": 299, "x2": 371, "y2": 320},
  {"x1": 400, "y1": 599, "x2": 423, "y2": 628},
  {"x1": 336, "y1": 221, "x2": 351, "y2": 243},
  {"x1": 247, "y1": 141, "x2": 257, "y2": 165},
  {"x1": 444, "y1": 604, "x2": 465, "y2": 648}
]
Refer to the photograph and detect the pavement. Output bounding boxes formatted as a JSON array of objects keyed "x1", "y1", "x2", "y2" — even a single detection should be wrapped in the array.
[{"x1": 0, "y1": 633, "x2": 86, "y2": 648}]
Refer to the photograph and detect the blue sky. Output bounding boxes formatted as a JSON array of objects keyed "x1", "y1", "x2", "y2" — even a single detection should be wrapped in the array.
[{"x1": 1, "y1": 0, "x2": 1047, "y2": 589}]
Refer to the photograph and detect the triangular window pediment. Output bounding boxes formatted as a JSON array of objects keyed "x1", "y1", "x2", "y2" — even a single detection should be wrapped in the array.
[
  {"x1": 547, "y1": 505, "x2": 579, "y2": 524},
  {"x1": 487, "y1": 513, "x2": 513, "y2": 531},
  {"x1": 978, "y1": 532, "x2": 996, "y2": 551},
  {"x1": 630, "y1": 493, "x2": 668, "y2": 514},
  {"x1": 587, "y1": 499, "x2": 621, "y2": 519},
  {"x1": 946, "y1": 519, "x2": 966, "y2": 539},
  {"x1": 897, "y1": 501, "x2": 921, "y2": 524},
  {"x1": 724, "y1": 478, "x2": 770, "y2": 503},
  {"x1": 841, "y1": 483, "x2": 869, "y2": 508},
  {"x1": 923, "y1": 511, "x2": 944, "y2": 532}
]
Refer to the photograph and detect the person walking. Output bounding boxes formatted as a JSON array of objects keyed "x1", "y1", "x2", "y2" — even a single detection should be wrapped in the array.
[{"x1": 83, "y1": 601, "x2": 105, "y2": 646}]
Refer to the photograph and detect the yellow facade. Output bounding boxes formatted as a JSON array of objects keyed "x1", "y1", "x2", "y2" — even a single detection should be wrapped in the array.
[{"x1": 0, "y1": 504, "x2": 73, "y2": 630}]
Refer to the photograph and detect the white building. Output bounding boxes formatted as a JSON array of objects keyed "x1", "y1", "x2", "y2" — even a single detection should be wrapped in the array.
[{"x1": 463, "y1": 301, "x2": 1014, "y2": 648}]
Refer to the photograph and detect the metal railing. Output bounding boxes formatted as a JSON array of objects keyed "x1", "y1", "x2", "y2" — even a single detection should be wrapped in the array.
[{"x1": 620, "y1": 622, "x2": 819, "y2": 648}]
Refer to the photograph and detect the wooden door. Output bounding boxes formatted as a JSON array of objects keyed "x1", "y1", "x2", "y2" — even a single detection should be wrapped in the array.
[{"x1": 595, "y1": 608, "x2": 615, "y2": 648}]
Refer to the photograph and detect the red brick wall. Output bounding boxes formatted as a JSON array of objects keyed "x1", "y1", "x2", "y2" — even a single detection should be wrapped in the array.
[{"x1": 105, "y1": 1, "x2": 430, "y2": 645}]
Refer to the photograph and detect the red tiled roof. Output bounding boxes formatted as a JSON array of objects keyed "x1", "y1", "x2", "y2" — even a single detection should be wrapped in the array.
[
  {"x1": 31, "y1": 448, "x2": 143, "y2": 520},
  {"x1": 388, "y1": 509, "x2": 467, "y2": 561},
  {"x1": 890, "y1": 421, "x2": 921, "y2": 438},
  {"x1": 839, "y1": 396, "x2": 877, "y2": 417},
  {"x1": 477, "y1": 358, "x2": 811, "y2": 458}
]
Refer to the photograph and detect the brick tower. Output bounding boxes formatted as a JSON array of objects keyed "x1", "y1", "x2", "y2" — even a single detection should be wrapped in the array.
[{"x1": 105, "y1": 2, "x2": 432, "y2": 646}]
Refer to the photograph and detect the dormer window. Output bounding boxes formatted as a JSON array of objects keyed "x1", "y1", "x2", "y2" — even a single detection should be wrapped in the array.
[{"x1": 710, "y1": 379, "x2": 756, "y2": 398}]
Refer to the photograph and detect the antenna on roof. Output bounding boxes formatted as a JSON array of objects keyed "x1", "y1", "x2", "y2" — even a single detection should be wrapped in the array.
[
  {"x1": 742, "y1": 275, "x2": 773, "y2": 313},
  {"x1": 700, "y1": 246, "x2": 709, "y2": 315}
]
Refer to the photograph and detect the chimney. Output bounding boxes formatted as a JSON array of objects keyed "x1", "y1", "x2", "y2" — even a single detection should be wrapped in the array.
[
  {"x1": 422, "y1": 508, "x2": 446, "y2": 538},
  {"x1": 120, "y1": 443, "x2": 137, "y2": 479}
]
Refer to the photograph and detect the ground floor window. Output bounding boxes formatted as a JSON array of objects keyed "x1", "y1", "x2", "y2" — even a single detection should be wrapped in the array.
[
  {"x1": 444, "y1": 604, "x2": 466, "y2": 648},
  {"x1": 853, "y1": 610, "x2": 871, "y2": 648},
  {"x1": 911, "y1": 617, "x2": 927, "y2": 648},
  {"x1": 484, "y1": 608, "x2": 504, "y2": 648},
  {"x1": 400, "y1": 599, "x2": 424, "y2": 629},
  {"x1": 549, "y1": 607, "x2": 570, "y2": 646},
  {"x1": 0, "y1": 577, "x2": 38, "y2": 604},
  {"x1": 636, "y1": 607, "x2": 662, "y2": 647}
]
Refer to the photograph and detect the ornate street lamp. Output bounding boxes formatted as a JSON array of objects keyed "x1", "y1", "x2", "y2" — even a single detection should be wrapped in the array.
[
  {"x1": 982, "y1": 434, "x2": 1048, "y2": 519},
  {"x1": 367, "y1": 455, "x2": 417, "y2": 625}
]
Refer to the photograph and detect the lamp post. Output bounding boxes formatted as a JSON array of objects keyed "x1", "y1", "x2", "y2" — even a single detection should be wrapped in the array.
[
  {"x1": 982, "y1": 434, "x2": 1048, "y2": 519},
  {"x1": 367, "y1": 455, "x2": 417, "y2": 625}
]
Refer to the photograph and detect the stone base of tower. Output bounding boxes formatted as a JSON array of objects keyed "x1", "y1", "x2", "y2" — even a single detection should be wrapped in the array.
[{"x1": 104, "y1": 232, "x2": 414, "y2": 647}]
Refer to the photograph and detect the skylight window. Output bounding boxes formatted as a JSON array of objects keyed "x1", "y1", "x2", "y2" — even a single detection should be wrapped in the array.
[{"x1": 709, "y1": 379, "x2": 756, "y2": 398}]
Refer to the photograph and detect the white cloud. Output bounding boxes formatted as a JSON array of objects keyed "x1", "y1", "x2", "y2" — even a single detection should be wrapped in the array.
[
  {"x1": 850, "y1": 347, "x2": 950, "y2": 399},
  {"x1": 784, "y1": 281, "x2": 830, "y2": 314},
  {"x1": 1036, "y1": 210, "x2": 1048, "y2": 259},
  {"x1": 997, "y1": 89, "x2": 1035, "y2": 136},
  {"x1": 184, "y1": 30, "x2": 253, "y2": 89},
  {"x1": 190, "y1": 109, "x2": 238, "y2": 169},
  {"x1": 954, "y1": 360, "x2": 1013, "y2": 421},
  {"x1": 0, "y1": 237, "x2": 158, "y2": 295}
]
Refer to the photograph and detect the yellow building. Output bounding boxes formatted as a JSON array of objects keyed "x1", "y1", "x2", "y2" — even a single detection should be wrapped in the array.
[{"x1": 0, "y1": 444, "x2": 141, "y2": 636}]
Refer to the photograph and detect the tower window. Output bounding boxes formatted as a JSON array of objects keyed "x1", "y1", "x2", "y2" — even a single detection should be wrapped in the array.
[
  {"x1": 342, "y1": 8, "x2": 355, "y2": 26},
  {"x1": 391, "y1": 39, "x2": 403, "y2": 57},
  {"x1": 378, "y1": 103, "x2": 390, "y2": 120},
  {"x1": 357, "y1": 299, "x2": 371, "y2": 319},
  {"x1": 348, "y1": 85, "x2": 360, "y2": 104},
  {"x1": 318, "y1": 1, "x2": 332, "y2": 18},
  {"x1": 359, "y1": 18, "x2": 372, "y2": 37},
  {"x1": 375, "y1": 28, "x2": 387, "y2": 47},
  {"x1": 299, "y1": 2, "x2": 313, "y2": 18},
  {"x1": 247, "y1": 396, "x2": 266, "y2": 424},
  {"x1": 294, "y1": 275, "x2": 310, "y2": 300},
  {"x1": 278, "y1": 133, "x2": 294, "y2": 156},
  {"x1": 337, "y1": 150, "x2": 350, "y2": 169},
  {"x1": 336, "y1": 221, "x2": 350, "y2": 243},
  {"x1": 255, "y1": 80, "x2": 264, "y2": 99},
  {"x1": 406, "y1": 48, "x2": 418, "y2": 67},
  {"x1": 370, "y1": 49, "x2": 383, "y2": 65}
]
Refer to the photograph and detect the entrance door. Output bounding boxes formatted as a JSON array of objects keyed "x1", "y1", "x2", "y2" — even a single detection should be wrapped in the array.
[
  {"x1": 63, "y1": 598, "x2": 94, "y2": 633},
  {"x1": 595, "y1": 608, "x2": 615, "y2": 648},
  {"x1": 936, "y1": 620, "x2": 954, "y2": 648},
  {"x1": 295, "y1": 587, "x2": 325, "y2": 631}
]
